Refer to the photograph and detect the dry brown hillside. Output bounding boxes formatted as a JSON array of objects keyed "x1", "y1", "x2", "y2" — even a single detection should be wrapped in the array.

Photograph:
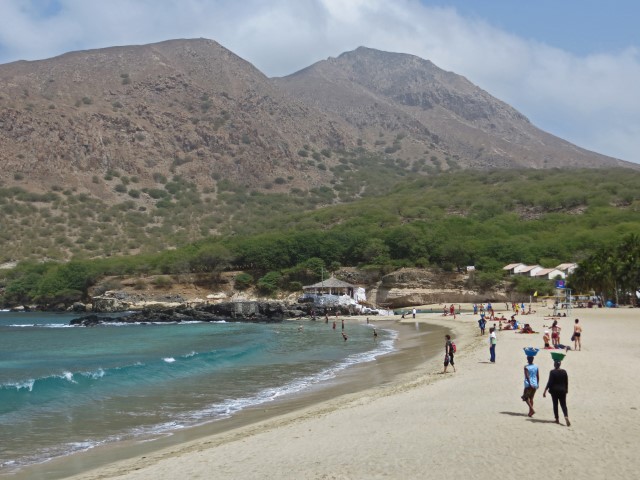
[
  {"x1": 0, "y1": 38, "x2": 356, "y2": 199},
  {"x1": 0, "y1": 40, "x2": 635, "y2": 203},
  {"x1": 274, "y1": 46, "x2": 633, "y2": 170}
]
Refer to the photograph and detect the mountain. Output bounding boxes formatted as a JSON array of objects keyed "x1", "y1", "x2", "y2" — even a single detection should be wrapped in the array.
[
  {"x1": 0, "y1": 40, "x2": 635, "y2": 201},
  {"x1": 274, "y1": 46, "x2": 631, "y2": 170},
  {"x1": 0, "y1": 38, "x2": 354, "y2": 199},
  {"x1": 0, "y1": 39, "x2": 638, "y2": 262}
]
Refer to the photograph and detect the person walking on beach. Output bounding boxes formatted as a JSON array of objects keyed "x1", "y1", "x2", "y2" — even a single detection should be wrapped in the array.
[
  {"x1": 489, "y1": 327, "x2": 497, "y2": 362},
  {"x1": 443, "y1": 334, "x2": 456, "y2": 373},
  {"x1": 522, "y1": 356, "x2": 539, "y2": 417},
  {"x1": 543, "y1": 361, "x2": 570, "y2": 426},
  {"x1": 412, "y1": 308, "x2": 416, "y2": 319},
  {"x1": 478, "y1": 317, "x2": 487, "y2": 335},
  {"x1": 572, "y1": 319, "x2": 582, "y2": 351}
]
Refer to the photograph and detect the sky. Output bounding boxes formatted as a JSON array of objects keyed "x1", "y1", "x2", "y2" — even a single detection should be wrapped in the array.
[{"x1": 1, "y1": 0, "x2": 639, "y2": 164}]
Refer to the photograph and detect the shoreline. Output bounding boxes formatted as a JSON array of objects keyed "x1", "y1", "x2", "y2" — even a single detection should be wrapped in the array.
[
  {"x1": 10, "y1": 304, "x2": 640, "y2": 480},
  {"x1": 6, "y1": 315, "x2": 452, "y2": 480}
]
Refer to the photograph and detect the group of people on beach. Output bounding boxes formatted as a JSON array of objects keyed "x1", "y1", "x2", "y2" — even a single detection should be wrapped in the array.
[
  {"x1": 543, "y1": 318, "x2": 582, "y2": 351},
  {"x1": 445, "y1": 307, "x2": 584, "y2": 426},
  {"x1": 517, "y1": 316, "x2": 583, "y2": 425},
  {"x1": 521, "y1": 355, "x2": 570, "y2": 425}
]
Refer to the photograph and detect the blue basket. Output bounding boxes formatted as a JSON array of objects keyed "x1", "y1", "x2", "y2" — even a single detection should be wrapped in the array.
[{"x1": 523, "y1": 347, "x2": 539, "y2": 357}]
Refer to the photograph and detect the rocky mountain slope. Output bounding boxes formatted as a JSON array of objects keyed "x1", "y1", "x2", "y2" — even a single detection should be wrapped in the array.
[
  {"x1": 1, "y1": 39, "x2": 638, "y2": 263},
  {"x1": 0, "y1": 39, "x2": 634, "y2": 202},
  {"x1": 274, "y1": 46, "x2": 630, "y2": 170},
  {"x1": 0, "y1": 38, "x2": 355, "y2": 199}
]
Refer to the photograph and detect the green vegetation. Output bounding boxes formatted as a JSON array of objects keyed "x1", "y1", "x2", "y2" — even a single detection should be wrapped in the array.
[
  {"x1": 570, "y1": 234, "x2": 640, "y2": 305},
  {"x1": 0, "y1": 167, "x2": 639, "y2": 307}
]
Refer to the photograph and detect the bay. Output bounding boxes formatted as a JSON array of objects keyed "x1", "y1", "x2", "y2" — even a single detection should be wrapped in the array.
[{"x1": 0, "y1": 312, "x2": 396, "y2": 473}]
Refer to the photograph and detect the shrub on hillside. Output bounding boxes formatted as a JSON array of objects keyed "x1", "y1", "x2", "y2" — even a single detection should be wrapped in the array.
[{"x1": 234, "y1": 272, "x2": 254, "y2": 290}]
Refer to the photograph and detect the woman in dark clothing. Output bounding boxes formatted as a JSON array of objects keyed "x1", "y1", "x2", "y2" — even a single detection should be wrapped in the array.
[
  {"x1": 443, "y1": 334, "x2": 456, "y2": 373},
  {"x1": 543, "y1": 361, "x2": 571, "y2": 426}
]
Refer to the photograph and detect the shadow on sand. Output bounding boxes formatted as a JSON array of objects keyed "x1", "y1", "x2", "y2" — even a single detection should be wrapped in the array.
[{"x1": 500, "y1": 411, "x2": 559, "y2": 424}]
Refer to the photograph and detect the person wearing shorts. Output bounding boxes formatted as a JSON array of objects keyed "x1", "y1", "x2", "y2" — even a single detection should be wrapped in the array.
[
  {"x1": 573, "y1": 319, "x2": 582, "y2": 351},
  {"x1": 522, "y1": 356, "x2": 539, "y2": 417}
]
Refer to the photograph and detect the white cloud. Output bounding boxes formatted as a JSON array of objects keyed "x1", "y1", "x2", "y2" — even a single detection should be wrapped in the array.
[{"x1": 0, "y1": 0, "x2": 639, "y2": 163}]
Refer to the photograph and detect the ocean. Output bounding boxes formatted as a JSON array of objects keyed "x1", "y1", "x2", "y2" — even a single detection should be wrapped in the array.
[{"x1": 0, "y1": 311, "x2": 400, "y2": 474}]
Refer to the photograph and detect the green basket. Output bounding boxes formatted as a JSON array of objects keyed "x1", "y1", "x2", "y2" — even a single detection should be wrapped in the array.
[{"x1": 550, "y1": 351, "x2": 566, "y2": 362}]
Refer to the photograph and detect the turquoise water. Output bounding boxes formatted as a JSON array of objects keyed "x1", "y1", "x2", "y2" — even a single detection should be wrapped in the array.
[{"x1": 0, "y1": 312, "x2": 395, "y2": 472}]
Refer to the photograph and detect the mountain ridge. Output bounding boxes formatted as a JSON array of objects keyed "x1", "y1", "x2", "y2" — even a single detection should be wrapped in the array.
[
  {"x1": 275, "y1": 45, "x2": 629, "y2": 170},
  {"x1": 1, "y1": 38, "x2": 635, "y2": 203},
  {"x1": 0, "y1": 39, "x2": 638, "y2": 262}
]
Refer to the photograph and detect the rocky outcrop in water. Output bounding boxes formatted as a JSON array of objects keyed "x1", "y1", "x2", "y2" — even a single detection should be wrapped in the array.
[{"x1": 70, "y1": 301, "x2": 321, "y2": 326}]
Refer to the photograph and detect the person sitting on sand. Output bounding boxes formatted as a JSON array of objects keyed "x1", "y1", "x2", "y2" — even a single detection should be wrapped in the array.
[
  {"x1": 543, "y1": 330, "x2": 552, "y2": 349},
  {"x1": 521, "y1": 324, "x2": 534, "y2": 334}
]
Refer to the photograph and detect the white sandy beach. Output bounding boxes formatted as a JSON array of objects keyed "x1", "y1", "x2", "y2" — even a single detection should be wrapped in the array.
[{"x1": 62, "y1": 304, "x2": 639, "y2": 480}]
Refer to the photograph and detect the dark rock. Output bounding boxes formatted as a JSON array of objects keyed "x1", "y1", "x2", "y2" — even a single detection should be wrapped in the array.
[
  {"x1": 70, "y1": 300, "x2": 311, "y2": 326},
  {"x1": 71, "y1": 302, "x2": 87, "y2": 312}
]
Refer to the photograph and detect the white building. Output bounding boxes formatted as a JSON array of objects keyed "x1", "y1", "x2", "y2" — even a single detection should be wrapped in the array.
[
  {"x1": 534, "y1": 268, "x2": 566, "y2": 280},
  {"x1": 556, "y1": 263, "x2": 578, "y2": 275},
  {"x1": 503, "y1": 263, "x2": 527, "y2": 275}
]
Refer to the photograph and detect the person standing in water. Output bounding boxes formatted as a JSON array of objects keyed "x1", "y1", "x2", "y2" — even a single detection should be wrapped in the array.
[
  {"x1": 543, "y1": 361, "x2": 570, "y2": 426},
  {"x1": 522, "y1": 356, "x2": 539, "y2": 417},
  {"x1": 573, "y1": 319, "x2": 582, "y2": 351}
]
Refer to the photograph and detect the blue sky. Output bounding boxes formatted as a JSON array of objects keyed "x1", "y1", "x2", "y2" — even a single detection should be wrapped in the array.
[
  {"x1": 1, "y1": 0, "x2": 639, "y2": 164},
  {"x1": 421, "y1": 0, "x2": 638, "y2": 55}
]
